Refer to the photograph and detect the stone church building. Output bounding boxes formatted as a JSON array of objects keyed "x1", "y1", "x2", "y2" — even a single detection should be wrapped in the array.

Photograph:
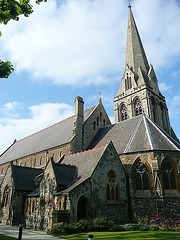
[{"x1": 0, "y1": 5, "x2": 180, "y2": 230}]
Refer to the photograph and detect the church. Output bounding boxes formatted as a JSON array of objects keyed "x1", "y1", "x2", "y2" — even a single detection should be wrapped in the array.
[{"x1": 0, "y1": 5, "x2": 180, "y2": 230}]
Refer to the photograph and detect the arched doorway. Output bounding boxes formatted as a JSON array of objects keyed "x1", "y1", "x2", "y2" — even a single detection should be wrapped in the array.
[{"x1": 77, "y1": 196, "x2": 87, "y2": 221}]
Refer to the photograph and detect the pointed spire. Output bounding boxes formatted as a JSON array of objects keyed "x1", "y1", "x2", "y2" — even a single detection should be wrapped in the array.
[{"x1": 125, "y1": 5, "x2": 149, "y2": 75}]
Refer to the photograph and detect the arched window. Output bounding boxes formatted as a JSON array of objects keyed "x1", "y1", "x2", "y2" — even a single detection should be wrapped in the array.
[
  {"x1": 93, "y1": 121, "x2": 96, "y2": 131},
  {"x1": 100, "y1": 112, "x2": 102, "y2": 122},
  {"x1": 160, "y1": 102, "x2": 165, "y2": 128},
  {"x1": 2, "y1": 185, "x2": 10, "y2": 207},
  {"x1": 32, "y1": 200, "x2": 35, "y2": 213},
  {"x1": 103, "y1": 119, "x2": 106, "y2": 127},
  {"x1": 134, "y1": 97, "x2": 143, "y2": 116},
  {"x1": 151, "y1": 96, "x2": 158, "y2": 123},
  {"x1": 125, "y1": 73, "x2": 132, "y2": 90},
  {"x1": 120, "y1": 104, "x2": 127, "y2": 121},
  {"x1": 106, "y1": 170, "x2": 119, "y2": 201},
  {"x1": 161, "y1": 158, "x2": 178, "y2": 192},
  {"x1": 97, "y1": 117, "x2": 99, "y2": 126},
  {"x1": 133, "y1": 160, "x2": 150, "y2": 193}
]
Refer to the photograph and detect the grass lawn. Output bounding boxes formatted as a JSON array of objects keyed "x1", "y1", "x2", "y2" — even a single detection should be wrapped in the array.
[
  {"x1": 0, "y1": 234, "x2": 17, "y2": 240},
  {"x1": 58, "y1": 231, "x2": 180, "y2": 240}
]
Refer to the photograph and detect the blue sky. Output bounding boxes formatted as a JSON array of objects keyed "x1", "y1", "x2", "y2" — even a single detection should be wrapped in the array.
[{"x1": 0, "y1": 0, "x2": 180, "y2": 153}]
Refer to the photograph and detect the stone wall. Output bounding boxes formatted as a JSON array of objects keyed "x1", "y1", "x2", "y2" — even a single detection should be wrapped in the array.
[
  {"x1": 121, "y1": 150, "x2": 180, "y2": 220},
  {"x1": 83, "y1": 100, "x2": 111, "y2": 150},
  {"x1": 11, "y1": 143, "x2": 70, "y2": 168},
  {"x1": 68, "y1": 142, "x2": 128, "y2": 223}
]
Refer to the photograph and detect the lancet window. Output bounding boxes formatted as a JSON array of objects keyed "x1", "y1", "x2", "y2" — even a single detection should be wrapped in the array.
[
  {"x1": 134, "y1": 160, "x2": 150, "y2": 192},
  {"x1": 120, "y1": 104, "x2": 128, "y2": 121},
  {"x1": 2, "y1": 185, "x2": 10, "y2": 207},
  {"x1": 134, "y1": 98, "x2": 143, "y2": 116},
  {"x1": 161, "y1": 159, "x2": 177, "y2": 191},
  {"x1": 125, "y1": 73, "x2": 132, "y2": 90},
  {"x1": 151, "y1": 96, "x2": 158, "y2": 123},
  {"x1": 106, "y1": 170, "x2": 119, "y2": 201}
]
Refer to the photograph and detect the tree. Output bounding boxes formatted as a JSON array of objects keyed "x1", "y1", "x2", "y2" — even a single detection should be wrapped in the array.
[{"x1": 0, "y1": 0, "x2": 46, "y2": 78}]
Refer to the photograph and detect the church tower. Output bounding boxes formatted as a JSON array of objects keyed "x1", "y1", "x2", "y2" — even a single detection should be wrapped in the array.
[{"x1": 114, "y1": 5, "x2": 171, "y2": 135}]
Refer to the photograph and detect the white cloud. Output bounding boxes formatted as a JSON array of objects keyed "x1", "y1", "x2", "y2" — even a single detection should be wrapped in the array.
[
  {"x1": 168, "y1": 95, "x2": 180, "y2": 119},
  {"x1": 0, "y1": 0, "x2": 126, "y2": 86},
  {"x1": 0, "y1": 102, "x2": 74, "y2": 154},
  {"x1": 0, "y1": 0, "x2": 180, "y2": 86},
  {"x1": 134, "y1": 0, "x2": 180, "y2": 69},
  {"x1": 159, "y1": 82, "x2": 173, "y2": 93}
]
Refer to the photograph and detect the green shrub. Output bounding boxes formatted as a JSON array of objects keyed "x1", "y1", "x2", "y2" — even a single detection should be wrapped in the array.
[
  {"x1": 68, "y1": 219, "x2": 93, "y2": 233},
  {"x1": 93, "y1": 217, "x2": 108, "y2": 231},
  {"x1": 50, "y1": 222, "x2": 69, "y2": 235},
  {"x1": 148, "y1": 224, "x2": 159, "y2": 231}
]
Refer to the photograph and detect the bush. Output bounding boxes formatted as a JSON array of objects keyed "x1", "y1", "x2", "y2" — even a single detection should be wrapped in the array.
[
  {"x1": 50, "y1": 222, "x2": 69, "y2": 235},
  {"x1": 50, "y1": 216, "x2": 178, "y2": 236},
  {"x1": 93, "y1": 217, "x2": 115, "y2": 231},
  {"x1": 68, "y1": 219, "x2": 93, "y2": 233}
]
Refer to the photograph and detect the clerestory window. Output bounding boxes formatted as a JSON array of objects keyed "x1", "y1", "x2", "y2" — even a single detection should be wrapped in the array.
[
  {"x1": 120, "y1": 104, "x2": 128, "y2": 121},
  {"x1": 134, "y1": 98, "x2": 143, "y2": 116}
]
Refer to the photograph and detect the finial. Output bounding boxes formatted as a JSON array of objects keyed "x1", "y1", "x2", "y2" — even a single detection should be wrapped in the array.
[
  {"x1": 98, "y1": 91, "x2": 102, "y2": 102},
  {"x1": 128, "y1": 0, "x2": 131, "y2": 8}
]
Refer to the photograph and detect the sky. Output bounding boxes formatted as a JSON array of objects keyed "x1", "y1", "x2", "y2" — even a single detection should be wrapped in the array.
[{"x1": 0, "y1": 0, "x2": 180, "y2": 154}]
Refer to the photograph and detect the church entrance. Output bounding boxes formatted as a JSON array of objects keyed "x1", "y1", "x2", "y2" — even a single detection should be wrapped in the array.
[{"x1": 77, "y1": 196, "x2": 87, "y2": 221}]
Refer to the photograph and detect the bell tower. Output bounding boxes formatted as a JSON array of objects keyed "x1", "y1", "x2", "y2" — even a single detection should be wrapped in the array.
[{"x1": 114, "y1": 5, "x2": 171, "y2": 135}]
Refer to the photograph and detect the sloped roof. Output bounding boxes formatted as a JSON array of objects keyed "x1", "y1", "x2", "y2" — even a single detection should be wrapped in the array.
[
  {"x1": 88, "y1": 115, "x2": 180, "y2": 154},
  {"x1": 59, "y1": 146, "x2": 105, "y2": 193},
  {"x1": 52, "y1": 161, "x2": 76, "y2": 186},
  {"x1": 125, "y1": 5, "x2": 149, "y2": 75},
  {"x1": 12, "y1": 165, "x2": 44, "y2": 191},
  {"x1": 0, "y1": 106, "x2": 96, "y2": 165}
]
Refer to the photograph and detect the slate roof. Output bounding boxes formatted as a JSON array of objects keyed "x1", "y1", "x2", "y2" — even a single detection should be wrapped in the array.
[
  {"x1": 12, "y1": 165, "x2": 44, "y2": 191},
  {"x1": 58, "y1": 146, "x2": 105, "y2": 193},
  {"x1": 52, "y1": 161, "x2": 76, "y2": 186},
  {"x1": 88, "y1": 115, "x2": 180, "y2": 154},
  {"x1": 0, "y1": 106, "x2": 96, "y2": 165},
  {"x1": 26, "y1": 187, "x2": 40, "y2": 197}
]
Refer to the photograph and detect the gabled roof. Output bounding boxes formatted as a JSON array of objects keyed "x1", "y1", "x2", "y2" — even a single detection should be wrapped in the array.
[
  {"x1": 125, "y1": 5, "x2": 149, "y2": 75},
  {"x1": 12, "y1": 165, "x2": 44, "y2": 191},
  {"x1": 88, "y1": 115, "x2": 180, "y2": 154},
  {"x1": 59, "y1": 146, "x2": 105, "y2": 193},
  {"x1": 0, "y1": 106, "x2": 96, "y2": 165},
  {"x1": 52, "y1": 161, "x2": 76, "y2": 186}
]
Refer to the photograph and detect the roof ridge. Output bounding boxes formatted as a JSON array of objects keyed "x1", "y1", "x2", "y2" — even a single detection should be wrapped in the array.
[
  {"x1": 67, "y1": 146, "x2": 105, "y2": 158},
  {"x1": 143, "y1": 115, "x2": 154, "y2": 150},
  {"x1": 54, "y1": 162, "x2": 76, "y2": 168},
  {"x1": 123, "y1": 115, "x2": 143, "y2": 153},
  {"x1": 84, "y1": 105, "x2": 96, "y2": 112},
  {"x1": 146, "y1": 116, "x2": 180, "y2": 151},
  {"x1": 17, "y1": 115, "x2": 75, "y2": 143},
  {"x1": 17, "y1": 106, "x2": 96, "y2": 143},
  {"x1": 14, "y1": 165, "x2": 44, "y2": 171}
]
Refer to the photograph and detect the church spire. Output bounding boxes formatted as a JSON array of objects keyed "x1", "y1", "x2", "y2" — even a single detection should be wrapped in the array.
[{"x1": 125, "y1": 5, "x2": 149, "y2": 75}]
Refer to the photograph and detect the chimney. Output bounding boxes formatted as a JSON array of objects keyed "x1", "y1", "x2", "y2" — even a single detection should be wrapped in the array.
[
  {"x1": 71, "y1": 96, "x2": 84, "y2": 153},
  {"x1": 75, "y1": 96, "x2": 84, "y2": 118}
]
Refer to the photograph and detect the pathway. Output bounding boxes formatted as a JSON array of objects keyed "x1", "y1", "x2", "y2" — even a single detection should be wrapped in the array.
[{"x1": 0, "y1": 223, "x2": 66, "y2": 240}]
